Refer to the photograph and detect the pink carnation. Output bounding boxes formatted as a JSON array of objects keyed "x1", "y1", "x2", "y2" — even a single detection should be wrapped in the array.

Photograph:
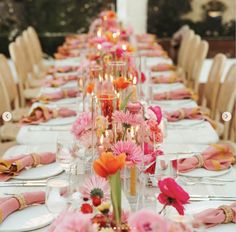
[{"x1": 71, "y1": 112, "x2": 93, "y2": 139}]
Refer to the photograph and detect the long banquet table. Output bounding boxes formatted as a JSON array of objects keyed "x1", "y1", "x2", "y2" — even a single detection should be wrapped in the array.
[{"x1": 1, "y1": 50, "x2": 235, "y2": 232}]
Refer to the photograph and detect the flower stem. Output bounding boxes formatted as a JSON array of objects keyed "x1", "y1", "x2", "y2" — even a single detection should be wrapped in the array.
[
  {"x1": 159, "y1": 204, "x2": 167, "y2": 215},
  {"x1": 122, "y1": 126, "x2": 128, "y2": 141}
]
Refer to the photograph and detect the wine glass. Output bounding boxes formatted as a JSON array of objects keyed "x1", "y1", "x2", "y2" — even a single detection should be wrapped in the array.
[{"x1": 46, "y1": 177, "x2": 70, "y2": 217}]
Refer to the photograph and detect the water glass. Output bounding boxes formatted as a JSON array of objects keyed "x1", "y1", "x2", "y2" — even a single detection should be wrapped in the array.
[
  {"x1": 156, "y1": 154, "x2": 178, "y2": 179},
  {"x1": 56, "y1": 134, "x2": 79, "y2": 172},
  {"x1": 46, "y1": 178, "x2": 70, "y2": 216}
]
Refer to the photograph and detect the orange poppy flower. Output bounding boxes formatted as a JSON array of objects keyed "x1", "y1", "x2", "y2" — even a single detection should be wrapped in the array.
[
  {"x1": 86, "y1": 82, "x2": 94, "y2": 94},
  {"x1": 113, "y1": 77, "x2": 130, "y2": 90},
  {"x1": 93, "y1": 152, "x2": 126, "y2": 178}
]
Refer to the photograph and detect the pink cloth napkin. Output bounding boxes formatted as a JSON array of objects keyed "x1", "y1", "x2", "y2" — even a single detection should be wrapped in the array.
[
  {"x1": 151, "y1": 75, "x2": 182, "y2": 84},
  {"x1": 47, "y1": 66, "x2": 78, "y2": 74},
  {"x1": 141, "y1": 50, "x2": 166, "y2": 57},
  {"x1": 36, "y1": 88, "x2": 78, "y2": 103},
  {"x1": 20, "y1": 106, "x2": 76, "y2": 125},
  {"x1": 165, "y1": 107, "x2": 216, "y2": 128},
  {"x1": 178, "y1": 144, "x2": 235, "y2": 173},
  {"x1": 0, "y1": 191, "x2": 45, "y2": 223},
  {"x1": 151, "y1": 63, "x2": 176, "y2": 72},
  {"x1": 0, "y1": 152, "x2": 56, "y2": 181},
  {"x1": 45, "y1": 75, "x2": 78, "y2": 87},
  {"x1": 194, "y1": 202, "x2": 236, "y2": 228},
  {"x1": 153, "y1": 88, "x2": 196, "y2": 100}
]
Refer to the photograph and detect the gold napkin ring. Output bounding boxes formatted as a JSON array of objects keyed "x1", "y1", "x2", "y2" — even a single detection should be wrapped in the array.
[
  {"x1": 195, "y1": 155, "x2": 204, "y2": 168},
  {"x1": 31, "y1": 153, "x2": 40, "y2": 167},
  {"x1": 63, "y1": 89, "x2": 68, "y2": 98},
  {"x1": 14, "y1": 194, "x2": 27, "y2": 210},
  {"x1": 218, "y1": 205, "x2": 234, "y2": 224},
  {"x1": 52, "y1": 110, "x2": 58, "y2": 118}
]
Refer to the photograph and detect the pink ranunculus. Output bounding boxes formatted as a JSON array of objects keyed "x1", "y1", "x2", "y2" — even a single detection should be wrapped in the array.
[
  {"x1": 127, "y1": 101, "x2": 142, "y2": 114},
  {"x1": 157, "y1": 178, "x2": 190, "y2": 215},
  {"x1": 128, "y1": 209, "x2": 168, "y2": 232},
  {"x1": 149, "y1": 106, "x2": 162, "y2": 124}
]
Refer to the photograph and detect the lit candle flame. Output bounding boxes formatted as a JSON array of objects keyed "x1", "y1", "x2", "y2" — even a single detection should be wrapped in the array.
[
  {"x1": 122, "y1": 44, "x2": 127, "y2": 51},
  {"x1": 133, "y1": 76, "x2": 137, "y2": 85},
  {"x1": 130, "y1": 127, "x2": 134, "y2": 139},
  {"x1": 97, "y1": 44, "x2": 102, "y2": 50},
  {"x1": 97, "y1": 29, "x2": 102, "y2": 37}
]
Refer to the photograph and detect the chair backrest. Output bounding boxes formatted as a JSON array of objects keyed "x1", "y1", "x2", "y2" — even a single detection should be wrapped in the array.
[
  {"x1": 0, "y1": 54, "x2": 19, "y2": 108},
  {"x1": 186, "y1": 35, "x2": 201, "y2": 80},
  {"x1": 27, "y1": 26, "x2": 43, "y2": 65},
  {"x1": 0, "y1": 73, "x2": 11, "y2": 115},
  {"x1": 216, "y1": 63, "x2": 236, "y2": 140},
  {"x1": 189, "y1": 40, "x2": 209, "y2": 92},
  {"x1": 177, "y1": 29, "x2": 194, "y2": 68},
  {"x1": 9, "y1": 42, "x2": 27, "y2": 106},
  {"x1": 204, "y1": 53, "x2": 226, "y2": 118}
]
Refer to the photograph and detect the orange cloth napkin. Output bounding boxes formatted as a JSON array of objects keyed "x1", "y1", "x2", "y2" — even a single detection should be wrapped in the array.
[{"x1": 151, "y1": 63, "x2": 176, "y2": 72}]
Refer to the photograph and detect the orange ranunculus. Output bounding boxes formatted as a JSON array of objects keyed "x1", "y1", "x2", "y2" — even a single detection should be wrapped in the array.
[
  {"x1": 93, "y1": 152, "x2": 126, "y2": 178},
  {"x1": 107, "y1": 11, "x2": 116, "y2": 19},
  {"x1": 86, "y1": 82, "x2": 94, "y2": 94},
  {"x1": 113, "y1": 77, "x2": 130, "y2": 90}
]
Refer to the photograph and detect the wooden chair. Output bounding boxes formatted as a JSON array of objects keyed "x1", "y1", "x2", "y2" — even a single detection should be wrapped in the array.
[
  {"x1": 177, "y1": 29, "x2": 195, "y2": 69},
  {"x1": 0, "y1": 77, "x2": 19, "y2": 142},
  {"x1": 185, "y1": 35, "x2": 201, "y2": 82},
  {"x1": 201, "y1": 54, "x2": 226, "y2": 118},
  {"x1": 188, "y1": 40, "x2": 209, "y2": 93},
  {"x1": 0, "y1": 54, "x2": 29, "y2": 121},
  {"x1": 215, "y1": 63, "x2": 236, "y2": 140},
  {"x1": 27, "y1": 26, "x2": 47, "y2": 72},
  {"x1": 9, "y1": 42, "x2": 40, "y2": 107}
]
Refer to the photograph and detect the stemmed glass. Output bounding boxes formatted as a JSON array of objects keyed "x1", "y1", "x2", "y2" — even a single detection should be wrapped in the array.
[{"x1": 46, "y1": 177, "x2": 70, "y2": 217}]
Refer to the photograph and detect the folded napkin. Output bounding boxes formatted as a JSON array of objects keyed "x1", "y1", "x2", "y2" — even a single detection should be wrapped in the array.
[
  {"x1": 0, "y1": 191, "x2": 45, "y2": 223},
  {"x1": 178, "y1": 144, "x2": 235, "y2": 173},
  {"x1": 153, "y1": 88, "x2": 197, "y2": 101},
  {"x1": 0, "y1": 152, "x2": 56, "y2": 181},
  {"x1": 47, "y1": 66, "x2": 78, "y2": 74},
  {"x1": 36, "y1": 88, "x2": 78, "y2": 103},
  {"x1": 45, "y1": 75, "x2": 78, "y2": 87},
  {"x1": 151, "y1": 63, "x2": 176, "y2": 72},
  {"x1": 141, "y1": 50, "x2": 167, "y2": 57},
  {"x1": 194, "y1": 202, "x2": 236, "y2": 228},
  {"x1": 20, "y1": 106, "x2": 76, "y2": 124},
  {"x1": 151, "y1": 74, "x2": 182, "y2": 84},
  {"x1": 165, "y1": 107, "x2": 216, "y2": 128}
]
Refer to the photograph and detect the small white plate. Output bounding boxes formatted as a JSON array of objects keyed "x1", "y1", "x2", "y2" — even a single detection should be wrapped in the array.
[
  {"x1": 180, "y1": 166, "x2": 232, "y2": 178},
  {"x1": 185, "y1": 201, "x2": 235, "y2": 232},
  {"x1": 39, "y1": 116, "x2": 76, "y2": 126},
  {"x1": 13, "y1": 162, "x2": 63, "y2": 180},
  {"x1": 0, "y1": 205, "x2": 53, "y2": 232}
]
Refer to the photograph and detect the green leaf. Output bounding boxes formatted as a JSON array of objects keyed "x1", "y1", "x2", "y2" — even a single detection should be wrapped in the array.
[{"x1": 120, "y1": 91, "x2": 133, "y2": 111}]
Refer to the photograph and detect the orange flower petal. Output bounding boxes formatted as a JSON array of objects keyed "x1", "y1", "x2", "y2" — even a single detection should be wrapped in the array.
[{"x1": 93, "y1": 160, "x2": 108, "y2": 178}]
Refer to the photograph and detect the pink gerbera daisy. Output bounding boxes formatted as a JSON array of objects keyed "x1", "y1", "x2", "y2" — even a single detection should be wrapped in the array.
[
  {"x1": 79, "y1": 175, "x2": 110, "y2": 200},
  {"x1": 112, "y1": 141, "x2": 142, "y2": 164},
  {"x1": 112, "y1": 111, "x2": 145, "y2": 127}
]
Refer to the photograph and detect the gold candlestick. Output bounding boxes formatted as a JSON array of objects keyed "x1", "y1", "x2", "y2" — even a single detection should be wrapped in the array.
[{"x1": 130, "y1": 165, "x2": 136, "y2": 196}]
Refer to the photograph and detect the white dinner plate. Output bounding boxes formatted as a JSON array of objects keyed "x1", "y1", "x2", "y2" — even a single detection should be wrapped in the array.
[
  {"x1": 0, "y1": 205, "x2": 53, "y2": 232},
  {"x1": 168, "y1": 119, "x2": 205, "y2": 127},
  {"x1": 39, "y1": 116, "x2": 76, "y2": 126},
  {"x1": 13, "y1": 162, "x2": 63, "y2": 180},
  {"x1": 180, "y1": 166, "x2": 232, "y2": 178},
  {"x1": 50, "y1": 97, "x2": 78, "y2": 105},
  {"x1": 3, "y1": 144, "x2": 63, "y2": 180},
  {"x1": 185, "y1": 201, "x2": 235, "y2": 232}
]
